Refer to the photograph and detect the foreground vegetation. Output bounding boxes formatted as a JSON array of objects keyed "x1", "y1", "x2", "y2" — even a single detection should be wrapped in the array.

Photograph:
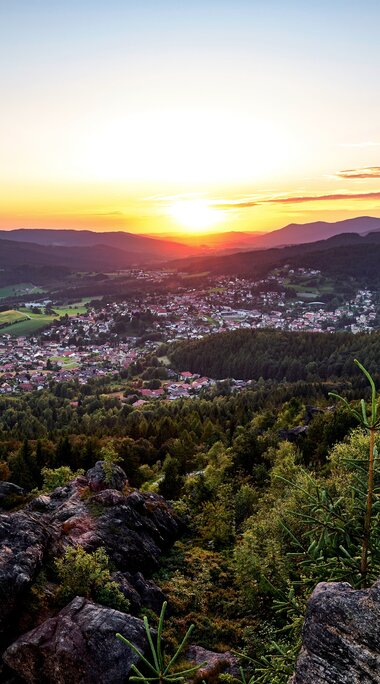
[{"x1": 2, "y1": 342, "x2": 380, "y2": 682}]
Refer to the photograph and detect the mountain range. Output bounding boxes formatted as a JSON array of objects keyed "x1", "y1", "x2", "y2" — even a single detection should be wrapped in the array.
[
  {"x1": 1, "y1": 216, "x2": 380, "y2": 276},
  {"x1": 171, "y1": 229, "x2": 380, "y2": 285},
  {"x1": 247, "y1": 215, "x2": 380, "y2": 249}
]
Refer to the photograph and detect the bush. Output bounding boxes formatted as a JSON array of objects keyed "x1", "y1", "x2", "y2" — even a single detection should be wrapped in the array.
[
  {"x1": 41, "y1": 465, "x2": 84, "y2": 491},
  {"x1": 55, "y1": 546, "x2": 129, "y2": 611}
]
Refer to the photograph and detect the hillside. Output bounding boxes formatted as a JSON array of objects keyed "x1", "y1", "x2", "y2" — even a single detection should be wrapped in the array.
[
  {"x1": 0, "y1": 238, "x2": 150, "y2": 275},
  {"x1": 171, "y1": 230, "x2": 380, "y2": 285},
  {"x1": 0, "y1": 229, "x2": 194, "y2": 259}
]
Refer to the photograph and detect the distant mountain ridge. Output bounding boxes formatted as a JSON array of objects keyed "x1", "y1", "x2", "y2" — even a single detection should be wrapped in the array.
[
  {"x1": 0, "y1": 229, "x2": 193, "y2": 259},
  {"x1": 2, "y1": 216, "x2": 380, "y2": 255},
  {"x1": 1, "y1": 217, "x2": 380, "y2": 277},
  {"x1": 251, "y1": 216, "x2": 380, "y2": 248}
]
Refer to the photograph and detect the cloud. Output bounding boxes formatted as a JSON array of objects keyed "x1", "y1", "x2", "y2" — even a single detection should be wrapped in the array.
[
  {"x1": 147, "y1": 189, "x2": 380, "y2": 213},
  {"x1": 215, "y1": 190, "x2": 380, "y2": 209},
  {"x1": 335, "y1": 167, "x2": 380, "y2": 179}
]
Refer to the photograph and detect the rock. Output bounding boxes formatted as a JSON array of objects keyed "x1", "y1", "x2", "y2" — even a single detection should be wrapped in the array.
[
  {"x1": 131, "y1": 572, "x2": 166, "y2": 614},
  {"x1": 86, "y1": 461, "x2": 127, "y2": 492},
  {"x1": 111, "y1": 572, "x2": 142, "y2": 614},
  {"x1": 304, "y1": 405, "x2": 323, "y2": 424},
  {"x1": 112, "y1": 571, "x2": 167, "y2": 615},
  {"x1": 187, "y1": 645, "x2": 240, "y2": 682},
  {"x1": 0, "y1": 511, "x2": 49, "y2": 634},
  {"x1": 86, "y1": 490, "x2": 179, "y2": 574},
  {"x1": 278, "y1": 426, "x2": 308, "y2": 442},
  {"x1": 35, "y1": 480, "x2": 179, "y2": 574},
  {"x1": 3, "y1": 596, "x2": 151, "y2": 684},
  {"x1": 0, "y1": 483, "x2": 25, "y2": 501},
  {"x1": 0, "y1": 471, "x2": 180, "y2": 650},
  {"x1": 291, "y1": 580, "x2": 380, "y2": 683}
]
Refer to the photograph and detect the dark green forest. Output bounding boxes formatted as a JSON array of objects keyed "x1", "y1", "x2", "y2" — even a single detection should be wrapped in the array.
[{"x1": 170, "y1": 329, "x2": 380, "y2": 382}]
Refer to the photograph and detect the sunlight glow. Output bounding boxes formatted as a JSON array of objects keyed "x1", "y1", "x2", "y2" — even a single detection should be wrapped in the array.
[{"x1": 168, "y1": 199, "x2": 224, "y2": 233}]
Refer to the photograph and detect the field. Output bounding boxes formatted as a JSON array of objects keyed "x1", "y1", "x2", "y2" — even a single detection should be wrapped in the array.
[
  {"x1": 0, "y1": 315, "x2": 55, "y2": 336},
  {"x1": 53, "y1": 304, "x2": 88, "y2": 316},
  {"x1": 50, "y1": 356, "x2": 80, "y2": 369},
  {"x1": 284, "y1": 276, "x2": 335, "y2": 300},
  {"x1": 0, "y1": 300, "x2": 91, "y2": 336},
  {"x1": 0, "y1": 310, "x2": 28, "y2": 326},
  {"x1": 158, "y1": 355, "x2": 171, "y2": 366}
]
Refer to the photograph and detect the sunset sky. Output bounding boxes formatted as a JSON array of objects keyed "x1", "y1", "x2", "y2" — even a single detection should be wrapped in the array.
[{"x1": 1, "y1": 0, "x2": 380, "y2": 237}]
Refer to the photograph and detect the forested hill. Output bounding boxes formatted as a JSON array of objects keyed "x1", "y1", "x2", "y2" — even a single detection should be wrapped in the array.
[
  {"x1": 171, "y1": 231, "x2": 380, "y2": 284},
  {"x1": 170, "y1": 329, "x2": 380, "y2": 382}
]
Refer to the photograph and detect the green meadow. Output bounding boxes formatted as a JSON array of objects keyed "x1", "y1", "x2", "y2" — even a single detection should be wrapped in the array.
[{"x1": 0, "y1": 300, "x2": 91, "y2": 336}]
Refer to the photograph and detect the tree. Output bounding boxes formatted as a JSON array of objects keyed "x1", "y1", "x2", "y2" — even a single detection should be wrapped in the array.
[{"x1": 159, "y1": 455, "x2": 183, "y2": 500}]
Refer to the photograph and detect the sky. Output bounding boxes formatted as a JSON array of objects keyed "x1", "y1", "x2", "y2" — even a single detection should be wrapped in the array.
[{"x1": 1, "y1": 0, "x2": 380, "y2": 237}]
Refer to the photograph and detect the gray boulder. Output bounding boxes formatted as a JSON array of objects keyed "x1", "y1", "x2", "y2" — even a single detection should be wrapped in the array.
[
  {"x1": 291, "y1": 580, "x2": 380, "y2": 683},
  {"x1": 86, "y1": 461, "x2": 127, "y2": 492},
  {"x1": 0, "y1": 511, "x2": 49, "y2": 633},
  {"x1": 0, "y1": 483, "x2": 25, "y2": 502},
  {"x1": 3, "y1": 596, "x2": 150, "y2": 684}
]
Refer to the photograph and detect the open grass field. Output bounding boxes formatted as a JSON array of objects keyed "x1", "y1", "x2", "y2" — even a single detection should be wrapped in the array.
[
  {"x1": 0, "y1": 299, "x2": 92, "y2": 336},
  {"x1": 0, "y1": 295, "x2": 102, "y2": 337},
  {"x1": 158, "y1": 355, "x2": 171, "y2": 366},
  {"x1": 53, "y1": 304, "x2": 88, "y2": 316},
  {"x1": 0, "y1": 315, "x2": 55, "y2": 336},
  {"x1": 0, "y1": 309, "x2": 29, "y2": 325}
]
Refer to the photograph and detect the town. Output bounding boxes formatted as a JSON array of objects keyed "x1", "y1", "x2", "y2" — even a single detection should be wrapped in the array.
[{"x1": 0, "y1": 266, "x2": 378, "y2": 395}]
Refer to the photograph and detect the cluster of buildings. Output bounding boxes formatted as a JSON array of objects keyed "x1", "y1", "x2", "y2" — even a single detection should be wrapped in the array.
[{"x1": 0, "y1": 267, "x2": 378, "y2": 396}]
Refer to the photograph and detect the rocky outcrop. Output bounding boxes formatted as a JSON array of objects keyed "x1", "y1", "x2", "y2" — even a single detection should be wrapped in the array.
[
  {"x1": 0, "y1": 463, "x2": 180, "y2": 669},
  {"x1": 291, "y1": 580, "x2": 380, "y2": 683},
  {"x1": 3, "y1": 596, "x2": 151, "y2": 684},
  {"x1": 0, "y1": 511, "x2": 50, "y2": 634}
]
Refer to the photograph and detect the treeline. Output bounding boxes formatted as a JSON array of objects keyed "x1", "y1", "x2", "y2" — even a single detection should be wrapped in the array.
[
  {"x1": 170, "y1": 329, "x2": 380, "y2": 383},
  {"x1": 0, "y1": 378, "x2": 356, "y2": 493}
]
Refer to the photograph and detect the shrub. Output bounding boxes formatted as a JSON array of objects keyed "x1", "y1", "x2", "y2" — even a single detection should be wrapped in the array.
[
  {"x1": 55, "y1": 546, "x2": 129, "y2": 611},
  {"x1": 41, "y1": 465, "x2": 84, "y2": 491}
]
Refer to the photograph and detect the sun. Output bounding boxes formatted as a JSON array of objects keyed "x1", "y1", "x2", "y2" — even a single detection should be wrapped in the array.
[{"x1": 168, "y1": 199, "x2": 224, "y2": 233}]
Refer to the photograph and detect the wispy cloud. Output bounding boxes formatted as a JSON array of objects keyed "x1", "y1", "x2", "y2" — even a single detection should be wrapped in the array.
[
  {"x1": 215, "y1": 190, "x2": 380, "y2": 209},
  {"x1": 335, "y1": 166, "x2": 380, "y2": 179},
  {"x1": 147, "y1": 189, "x2": 380, "y2": 213}
]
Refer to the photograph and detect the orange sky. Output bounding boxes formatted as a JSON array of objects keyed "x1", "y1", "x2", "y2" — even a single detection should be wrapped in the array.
[{"x1": 1, "y1": 1, "x2": 380, "y2": 237}]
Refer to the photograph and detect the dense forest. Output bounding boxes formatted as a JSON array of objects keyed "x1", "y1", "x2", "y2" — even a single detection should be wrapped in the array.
[{"x1": 170, "y1": 329, "x2": 380, "y2": 383}]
